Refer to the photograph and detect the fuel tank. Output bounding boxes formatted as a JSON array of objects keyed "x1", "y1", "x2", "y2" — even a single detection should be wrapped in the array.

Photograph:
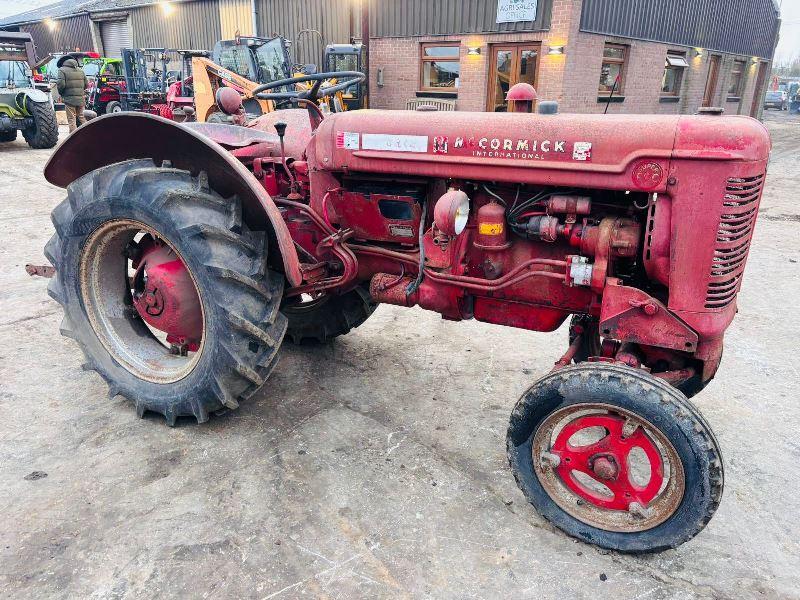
[{"x1": 311, "y1": 110, "x2": 770, "y2": 192}]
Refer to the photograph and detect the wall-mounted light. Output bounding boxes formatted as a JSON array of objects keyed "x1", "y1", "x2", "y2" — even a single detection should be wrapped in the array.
[
  {"x1": 159, "y1": 1, "x2": 175, "y2": 16},
  {"x1": 547, "y1": 45, "x2": 565, "y2": 55},
  {"x1": 751, "y1": 56, "x2": 760, "y2": 62},
  {"x1": 467, "y1": 46, "x2": 481, "y2": 56},
  {"x1": 693, "y1": 48, "x2": 704, "y2": 58},
  {"x1": 44, "y1": 18, "x2": 57, "y2": 31}
]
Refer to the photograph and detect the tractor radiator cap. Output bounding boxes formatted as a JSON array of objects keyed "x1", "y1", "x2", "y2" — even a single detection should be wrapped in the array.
[{"x1": 538, "y1": 101, "x2": 559, "y2": 114}]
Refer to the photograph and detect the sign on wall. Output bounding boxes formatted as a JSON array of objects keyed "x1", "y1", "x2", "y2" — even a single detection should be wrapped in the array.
[{"x1": 496, "y1": 0, "x2": 538, "y2": 23}]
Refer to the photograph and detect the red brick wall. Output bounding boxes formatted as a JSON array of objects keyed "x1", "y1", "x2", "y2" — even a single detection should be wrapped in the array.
[{"x1": 368, "y1": 0, "x2": 769, "y2": 117}]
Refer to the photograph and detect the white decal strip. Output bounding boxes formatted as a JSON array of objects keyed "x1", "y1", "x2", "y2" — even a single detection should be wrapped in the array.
[{"x1": 362, "y1": 134, "x2": 429, "y2": 153}]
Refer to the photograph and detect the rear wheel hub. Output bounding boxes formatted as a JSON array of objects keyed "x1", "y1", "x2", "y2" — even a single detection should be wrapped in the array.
[
  {"x1": 131, "y1": 235, "x2": 203, "y2": 350},
  {"x1": 80, "y1": 220, "x2": 205, "y2": 383}
]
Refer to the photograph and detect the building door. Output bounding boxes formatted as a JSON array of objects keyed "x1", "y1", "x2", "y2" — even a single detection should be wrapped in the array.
[
  {"x1": 487, "y1": 44, "x2": 539, "y2": 112},
  {"x1": 702, "y1": 55, "x2": 721, "y2": 107},
  {"x1": 100, "y1": 19, "x2": 132, "y2": 59},
  {"x1": 750, "y1": 61, "x2": 769, "y2": 117}
]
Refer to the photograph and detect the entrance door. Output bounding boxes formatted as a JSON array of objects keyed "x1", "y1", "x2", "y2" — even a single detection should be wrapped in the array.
[
  {"x1": 702, "y1": 55, "x2": 721, "y2": 107},
  {"x1": 487, "y1": 44, "x2": 539, "y2": 112},
  {"x1": 750, "y1": 61, "x2": 769, "y2": 117}
]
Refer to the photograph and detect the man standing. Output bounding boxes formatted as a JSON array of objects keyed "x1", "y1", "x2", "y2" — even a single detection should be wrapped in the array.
[{"x1": 57, "y1": 55, "x2": 87, "y2": 133}]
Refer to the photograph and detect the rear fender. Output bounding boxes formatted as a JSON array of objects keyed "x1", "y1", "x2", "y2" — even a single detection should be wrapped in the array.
[{"x1": 44, "y1": 112, "x2": 302, "y2": 286}]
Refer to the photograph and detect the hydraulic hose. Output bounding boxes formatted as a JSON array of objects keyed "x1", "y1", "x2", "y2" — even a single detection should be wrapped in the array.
[{"x1": 405, "y1": 198, "x2": 428, "y2": 296}]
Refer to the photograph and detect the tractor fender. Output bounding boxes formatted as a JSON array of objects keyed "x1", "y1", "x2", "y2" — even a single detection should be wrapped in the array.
[
  {"x1": 19, "y1": 88, "x2": 50, "y2": 104},
  {"x1": 44, "y1": 112, "x2": 302, "y2": 286}
]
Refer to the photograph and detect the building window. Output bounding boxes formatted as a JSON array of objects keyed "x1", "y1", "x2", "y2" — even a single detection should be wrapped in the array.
[
  {"x1": 420, "y1": 43, "x2": 460, "y2": 91},
  {"x1": 599, "y1": 43, "x2": 627, "y2": 94},
  {"x1": 662, "y1": 51, "x2": 688, "y2": 96},
  {"x1": 727, "y1": 59, "x2": 746, "y2": 99}
]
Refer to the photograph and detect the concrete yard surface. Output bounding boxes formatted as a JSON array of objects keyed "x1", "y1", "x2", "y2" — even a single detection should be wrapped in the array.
[{"x1": 1, "y1": 113, "x2": 799, "y2": 599}]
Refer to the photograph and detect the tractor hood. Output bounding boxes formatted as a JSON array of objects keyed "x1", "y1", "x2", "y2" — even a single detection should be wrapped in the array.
[{"x1": 311, "y1": 110, "x2": 771, "y2": 192}]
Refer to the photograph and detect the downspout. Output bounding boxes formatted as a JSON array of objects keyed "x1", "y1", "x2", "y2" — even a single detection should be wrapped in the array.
[
  {"x1": 251, "y1": 0, "x2": 259, "y2": 37},
  {"x1": 361, "y1": 0, "x2": 369, "y2": 108}
]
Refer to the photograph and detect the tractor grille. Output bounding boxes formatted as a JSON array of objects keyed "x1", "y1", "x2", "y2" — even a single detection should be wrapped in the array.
[{"x1": 705, "y1": 173, "x2": 764, "y2": 309}]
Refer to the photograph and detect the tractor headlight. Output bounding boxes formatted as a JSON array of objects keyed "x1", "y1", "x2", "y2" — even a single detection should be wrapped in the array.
[{"x1": 434, "y1": 189, "x2": 470, "y2": 237}]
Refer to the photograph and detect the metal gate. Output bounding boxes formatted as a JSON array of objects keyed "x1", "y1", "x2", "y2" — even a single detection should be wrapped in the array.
[{"x1": 100, "y1": 19, "x2": 132, "y2": 59}]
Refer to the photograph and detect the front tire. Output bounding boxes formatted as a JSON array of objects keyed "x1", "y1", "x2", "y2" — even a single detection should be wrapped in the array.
[
  {"x1": 0, "y1": 129, "x2": 17, "y2": 143},
  {"x1": 507, "y1": 363, "x2": 723, "y2": 553},
  {"x1": 23, "y1": 99, "x2": 58, "y2": 149},
  {"x1": 106, "y1": 101, "x2": 123, "y2": 114},
  {"x1": 45, "y1": 159, "x2": 287, "y2": 424}
]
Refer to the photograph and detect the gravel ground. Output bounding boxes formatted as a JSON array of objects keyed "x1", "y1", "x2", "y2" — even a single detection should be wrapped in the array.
[{"x1": 0, "y1": 110, "x2": 798, "y2": 599}]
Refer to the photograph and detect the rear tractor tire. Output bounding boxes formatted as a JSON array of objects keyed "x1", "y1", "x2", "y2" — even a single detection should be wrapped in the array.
[
  {"x1": 507, "y1": 363, "x2": 723, "y2": 553},
  {"x1": 45, "y1": 159, "x2": 287, "y2": 424},
  {"x1": 23, "y1": 99, "x2": 58, "y2": 149},
  {"x1": 281, "y1": 286, "x2": 376, "y2": 344}
]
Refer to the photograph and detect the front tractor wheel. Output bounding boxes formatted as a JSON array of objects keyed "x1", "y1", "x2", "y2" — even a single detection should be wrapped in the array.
[
  {"x1": 45, "y1": 159, "x2": 287, "y2": 424},
  {"x1": 507, "y1": 363, "x2": 723, "y2": 553},
  {"x1": 22, "y1": 99, "x2": 59, "y2": 149}
]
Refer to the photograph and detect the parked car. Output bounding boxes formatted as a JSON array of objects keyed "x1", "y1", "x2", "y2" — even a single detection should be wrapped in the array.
[{"x1": 764, "y1": 90, "x2": 788, "y2": 110}]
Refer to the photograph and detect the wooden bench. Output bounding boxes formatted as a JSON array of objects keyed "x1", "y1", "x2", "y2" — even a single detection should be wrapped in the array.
[{"x1": 405, "y1": 98, "x2": 456, "y2": 111}]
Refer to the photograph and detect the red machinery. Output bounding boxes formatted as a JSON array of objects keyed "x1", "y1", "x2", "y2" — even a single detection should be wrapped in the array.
[{"x1": 42, "y1": 74, "x2": 769, "y2": 553}]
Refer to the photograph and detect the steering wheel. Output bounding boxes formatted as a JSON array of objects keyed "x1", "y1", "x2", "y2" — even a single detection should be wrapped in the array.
[{"x1": 253, "y1": 71, "x2": 365, "y2": 102}]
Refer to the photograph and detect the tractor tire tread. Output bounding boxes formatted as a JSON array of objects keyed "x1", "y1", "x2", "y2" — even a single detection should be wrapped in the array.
[
  {"x1": 284, "y1": 285, "x2": 377, "y2": 344},
  {"x1": 22, "y1": 100, "x2": 58, "y2": 149}
]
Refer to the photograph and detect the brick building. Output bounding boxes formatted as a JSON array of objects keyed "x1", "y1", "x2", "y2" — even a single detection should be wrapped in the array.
[{"x1": 366, "y1": 0, "x2": 780, "y2": 118}]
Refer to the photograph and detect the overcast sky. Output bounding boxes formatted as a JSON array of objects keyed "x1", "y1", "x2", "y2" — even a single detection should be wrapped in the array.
[{"x1": 2, "y1": 0, "x2": 799, "y2": 62}]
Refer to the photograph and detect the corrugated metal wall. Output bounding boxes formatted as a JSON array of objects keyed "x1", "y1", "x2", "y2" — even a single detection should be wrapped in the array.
[
  {"x1": 20, "y1": 13, "x2": 95, "y2": 58},
  {"x1": 256, "y1": 0, "x2": 352, "y2": 66},
  {"x1": 580, "y1": 0, "x2": 780, "y2": 59},
  {"x1": 129, "y1": 0, "x2": 221, "y2": 51},
  {"x1": 219, "y1": 0, "x2": 253, "y2": 38},
  {"x1": 363, "y1": 0, "x2": 553, "y2": 37}
]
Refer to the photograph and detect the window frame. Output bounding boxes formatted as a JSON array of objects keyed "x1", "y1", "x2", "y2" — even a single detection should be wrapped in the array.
[
  {"x1": 419, "y1": 42, "x2": 461, "y2": 93},
  {"x1": 599, "y1": 43, "x2": 628, "y2": 95},
  {"x1": 661, "y1": 50, "x2": 688, "y2": 97},
  {"x1": 727, "y1": 59, "x2": 747, "y2": 100}
]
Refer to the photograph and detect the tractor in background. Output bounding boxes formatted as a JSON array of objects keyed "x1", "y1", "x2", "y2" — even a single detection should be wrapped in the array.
[
  {"x1": 0, "y1": 32, "x2": 58, "y2": 148},
  {"x1": 205, "y1": 35, "x2": 356, "y2": 117},
  {"x1": 323, "y1": 43, "x2": 365, "y2": 110},
  {"x1": 104, "y1": 48, "x2": 201, "y2": 119}
]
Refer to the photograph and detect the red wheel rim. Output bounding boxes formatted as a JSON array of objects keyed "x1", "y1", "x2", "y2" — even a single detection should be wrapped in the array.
[
  {"x1": 532, "y1": 403, "x2": 685, "y2": 532},
  {"x1": 551, "y1": 413, "x2": 664, "y2": 510}
]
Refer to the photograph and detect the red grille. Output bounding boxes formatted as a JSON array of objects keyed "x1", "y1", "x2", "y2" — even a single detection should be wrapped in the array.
[{"x1": 705, "y1": 174, "x2": 764, "y2": 309}]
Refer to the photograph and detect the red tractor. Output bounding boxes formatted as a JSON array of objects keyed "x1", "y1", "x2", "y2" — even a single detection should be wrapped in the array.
[{"x1": 42, "y1": 73, "x2": 769, "y2": 553}]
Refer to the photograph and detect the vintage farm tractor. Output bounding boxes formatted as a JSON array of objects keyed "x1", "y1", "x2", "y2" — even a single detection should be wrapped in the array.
[{"x1": 41, "y1": 74, "x2": 769, "y2": 553}]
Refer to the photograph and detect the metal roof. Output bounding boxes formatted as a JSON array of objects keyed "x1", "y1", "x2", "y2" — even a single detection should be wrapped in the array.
[
  {"x1": 0, "y1": 0, "x2": 193, "y2": 27},
  {"x1": 580, "y1": 0, "x2": 781, "y2": 59},
  {"x1": 0, "y1": 1, "x2": 91, "y2": 26}
]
